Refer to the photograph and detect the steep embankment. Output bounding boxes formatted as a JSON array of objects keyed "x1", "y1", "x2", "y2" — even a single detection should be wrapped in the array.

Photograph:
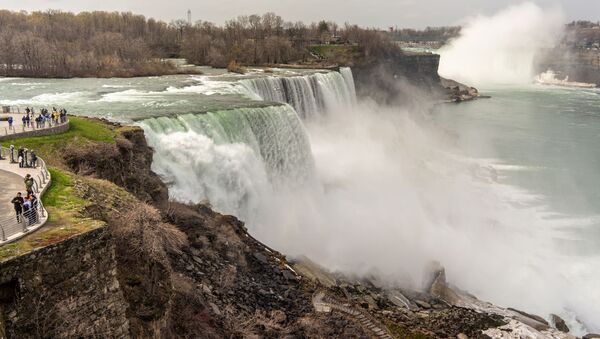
[
  {"x1": 351, "y1": 52, "x2": 478, "y2": 104},
  {"x1": 0, "y1": 117, "x2": 515, "y2": 338},
  {"x1": 536, "y1": 48, "x2": 600, "y2": 86}
]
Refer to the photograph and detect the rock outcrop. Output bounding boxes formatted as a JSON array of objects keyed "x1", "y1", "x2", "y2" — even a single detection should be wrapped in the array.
[
  {"x1": 352, "y1": 52, "x2": 481, "y2": 105},
  {"x1": 63, "y1": 124, "x2": 168, "y2": 205},
  {"x1": 536, "y1": 48, "x2": 600, "y2": 86},
  {"x1": 0, "y1": 119, "x2": 583, "y2": 338},
  {"x1": 352, "y1": 53, "x2": 445, "y2": 105},
  {"x1": 550, "y1": 314, "x2": 570, "y2": 333}
]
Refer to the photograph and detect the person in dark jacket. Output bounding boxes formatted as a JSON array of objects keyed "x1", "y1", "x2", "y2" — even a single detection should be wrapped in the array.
[
  {"x1": 30, "y1": 151, "x2": 37, "y2": 168},
  {"x1": 17, "y1": 147, "x2": 24, "y2": 168},
  {"x1": 11, "y1": 192, "x2": 24, "y2": 223},
  {"x1": 24, "y1": 174, "x2": 34, "y2": 195}
]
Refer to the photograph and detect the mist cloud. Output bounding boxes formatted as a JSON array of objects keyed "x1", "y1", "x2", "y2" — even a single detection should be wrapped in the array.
[{"x1": 438, "y1": 2, "x2": 565, "y2": 86}]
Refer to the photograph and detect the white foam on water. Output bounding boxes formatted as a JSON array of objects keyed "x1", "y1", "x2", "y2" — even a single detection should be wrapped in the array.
[
  {"x1": 535, "y1": 70, "x2": 597, "y2": 89},
  {"x1": 165, "y1": 79, "x2": 241, "y2": 96},
  {"x1": 139, "y1": 67, "x2": 600, "y2": 332},
  {"x1": 0, "y1": 91, "x2": 88, "y2": 106},
  {"x1": 101, "y1": 84, "x2": 128, "y2": 88},
  {"x1": 95, "y1": 89, "x2": 164, "y2": 102}
]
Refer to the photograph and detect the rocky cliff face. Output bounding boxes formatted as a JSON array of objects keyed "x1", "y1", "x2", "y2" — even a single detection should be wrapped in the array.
[
  {"x1": 352, "y1": 52, "x2": 477, "y2": 105},
  {"x1": 536, "y1": 48, "x2": 600, "y2": 86},
  {"x1": 0, "y1": 121, "x2": 575, "y2": 338},
  {"x1": 352, "y1": 53, "x2": 443, "y2": 104},
  {"x1": 63, "y1": 124, "x2": 168, "y2": 205},
  {"x1": 0, "y1": 228, "x2": 130, "y2": 338}
]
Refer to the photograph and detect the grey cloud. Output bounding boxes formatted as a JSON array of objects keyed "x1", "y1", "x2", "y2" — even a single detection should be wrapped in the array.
[{"x1": 3, "y1": 0, "x2": 600, "y2": 28}]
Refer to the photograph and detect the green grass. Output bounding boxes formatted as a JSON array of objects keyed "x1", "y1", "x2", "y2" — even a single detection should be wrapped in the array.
[
  {"x1": 0, "y1": 118, "x2": 130, "y2": 261},
  {"x1": 0, "y1": 168, "x2": 104, "y2": 261},
  {"x1": 0, "y1": 116, "x2": 115, "y2": 167},
  {"x1": 1, "y1": 116, "x2": 114, "y2": 146},
  {"x1": 43, "y1": 168, "x2": 88, "y2": 220}
]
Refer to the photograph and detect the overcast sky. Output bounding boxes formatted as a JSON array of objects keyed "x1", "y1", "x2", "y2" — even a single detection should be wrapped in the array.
[{"x1": 2, "y1": 0, "x2": 599, "y2": 28}]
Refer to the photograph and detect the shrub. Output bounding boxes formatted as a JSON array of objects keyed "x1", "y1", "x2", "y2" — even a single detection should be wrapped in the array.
[
  {"x1": 110, "y1": 203, "x2": 188, "y2": 266},
  {"x1": 227, "y1": 60, "x2": 246, "y2": 74}
]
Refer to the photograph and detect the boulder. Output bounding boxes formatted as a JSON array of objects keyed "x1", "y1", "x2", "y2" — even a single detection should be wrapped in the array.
[
  {"x1": 415, "y1": 300, "x2": 432, "y2": 309},
  {"x1": 583, "y1": 335, "x2": 600, "y2": 339},
  {"x1": 424, "y1": 261, "x2": 460, "y2": 304},
  {"x1": 291, "y1": 256, "x2": 337, "y2": 287},
  {"x1": 507, "y1": 308, "x2": 548, "y2": 325},
  {"x1": 361, "y1": 295, "x2": 378, "y2": 310},
  {"x1": 550, "y1": 314, "x2": 569, "y2": 333},
  {"x1": 507, "y1": 308, "x2": 549, "y2": 331},
  {"x1": 281, "y1": 270, "x2": 298, "y2": 281},
  {"x1": 253, "y1": 252, "x2": 268, "y2": 265},
  {"x1": 385, "y1": 290, "x2": 413, "y2": 310}
]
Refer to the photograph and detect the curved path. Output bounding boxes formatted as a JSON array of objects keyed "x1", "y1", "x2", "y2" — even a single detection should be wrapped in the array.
[
  {"x1": 0, "y1": 149, "x2": 52, "y2": 245},
  {"x1": 0, "y1": 169, "x2": 23, "y2": 219}
]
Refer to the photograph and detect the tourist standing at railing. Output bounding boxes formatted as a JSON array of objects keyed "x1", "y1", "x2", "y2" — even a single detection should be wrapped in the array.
[
  {"x1": 22, "y1": 196, "x2": 32, "y2": 225},
  {"x1": 11, "y1": 192, "x2": 24, "y2": 223},
  {"x1": 30, "y1": 150, "x2": 37, "y2": 168},
  {"x1": 24, "y1": 174, "x2": 34, "y2": 195},
  {"x1": 21, "y1": 115, "x2": 26, "y2": 128},
  {"x1": 7, "y1": 116, "x2": 13, "y2": 130},
  {"x1": 28, "y1": 194, "x2": 38, "y2": 224},
  {"x1": 59, "y1": 109, "x2": 66, "y2": 123},
  {"x1": 17, "y1": 147, "x2": 24, "y2": 168}
]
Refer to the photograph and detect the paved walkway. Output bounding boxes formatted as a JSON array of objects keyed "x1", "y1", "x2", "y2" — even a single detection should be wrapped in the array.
[
  {"x1": 0, "y1": 169, "x2": 22, "y2": 222},
  {"x1": 0, "y1": 113, "x2": 64, "y2": 138},
  {"x1": 0, "y1": 148, "x2": 51, "y2": 244}
]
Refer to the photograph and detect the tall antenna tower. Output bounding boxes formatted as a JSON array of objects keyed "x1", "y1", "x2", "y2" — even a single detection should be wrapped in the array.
[{"x1": 187, "y1": 10, "x2": 192, "y2": 26}]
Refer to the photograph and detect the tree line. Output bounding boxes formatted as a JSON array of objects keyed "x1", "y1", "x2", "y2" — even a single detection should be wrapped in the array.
[
  {"x1": 388, "y1": 26, "x2": 461, "y2": 43},
  {"x1": 0, "y1": 10, "x2": 182, "y2": 77},
  {"x1": 178, "y1": 13, "x2": 402, "y2": 67},
  {"x1": 0, "y1": 10, "x2": 403, "y2": 77}
]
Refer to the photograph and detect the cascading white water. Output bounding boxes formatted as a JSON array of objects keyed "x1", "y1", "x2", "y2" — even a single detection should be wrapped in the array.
[
  {"x1": 139, "y1": 104, "x2": 316, "y2": 222},
  {"x1": 139, "y1": 65, "x2": 600, "y2": 332},
  {"x1": 239, "y1": 67, "x2": 356, "y2": 118}
]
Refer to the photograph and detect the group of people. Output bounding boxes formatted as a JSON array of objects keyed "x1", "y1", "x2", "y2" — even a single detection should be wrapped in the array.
[
  {"x1": 10, "y1": 175, "x2": 39, "y2": 226},
  {"x1": 4, "y1": 146, "x2": 38, "y2": 168},
  {"x1": 6, "y1": 106, "x2": 68, "y2": 130}
]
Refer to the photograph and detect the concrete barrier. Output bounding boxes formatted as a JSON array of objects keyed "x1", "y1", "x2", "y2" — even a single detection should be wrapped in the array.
[{"x1": 0, "y1": 121, "x2": 70, "y2": 141}]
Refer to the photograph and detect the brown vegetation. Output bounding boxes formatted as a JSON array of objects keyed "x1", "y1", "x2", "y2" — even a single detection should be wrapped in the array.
[
  {"x1": 227, "y1": 60, "x2": 246, "y2": 74},
  {"x1": 181, "y1": 14, "x2": 403, "y2": 67},
  {"x1": 110, "y1": 204, "x2": 187, "y2": 266},
  {"x1": 63, "y1": 124, "x2": 169, "y2": 205},
  {"x1": 0, "y1": 10, "x2": 179, "y2": 77},
  {"x1": 0, "y1": 10, "x2": 403, "y2": 77}
]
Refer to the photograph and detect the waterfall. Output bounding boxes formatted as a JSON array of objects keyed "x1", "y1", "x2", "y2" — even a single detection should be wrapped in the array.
[
  {"x1": 139, "y1": 68, "x2": 357, "y2": 219},
  {"x1": 240, "y1": 67, "x2": 357, "y2": 118},
  {"x1": 139, "y1": 104, "x2": 315, "y2": 221}
]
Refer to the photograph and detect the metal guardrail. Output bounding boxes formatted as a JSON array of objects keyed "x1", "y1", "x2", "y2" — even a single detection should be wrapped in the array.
[
  {"x1": 1, "y1": 106, "x2": 20, "y2": 114},
  {"x1": 0, "y1": 146, "x2": 51, "y2": 243},
  {"x1": 1, "y1": 109, "x2": 69, "y2": 137}
]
